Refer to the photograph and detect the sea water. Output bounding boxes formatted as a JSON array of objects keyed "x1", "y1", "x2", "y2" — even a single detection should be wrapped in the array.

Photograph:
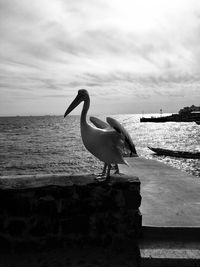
[{"x1": 0, "y1": 114, "x2": 199, "y2": 177}]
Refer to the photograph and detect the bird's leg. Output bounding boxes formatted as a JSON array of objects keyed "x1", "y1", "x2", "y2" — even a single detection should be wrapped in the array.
[
  {"x1": 114, "y1": 164, "x2": 119, "y2": 174},
  {"x1": 113, "y1": 164, "x2": 124, "y2": 175},
  {"x1": 106, "y1": 164, "x2": 112, "y2": 181},
  {"x1": 101, "y1": 163, "x2": 107, "y2": 176},
  {"x1": 97, "y1": 163, "x2": 107, "y2": 177},
  {"x1": 95, "y1": 163, "x2": 108, "y2": 181}
]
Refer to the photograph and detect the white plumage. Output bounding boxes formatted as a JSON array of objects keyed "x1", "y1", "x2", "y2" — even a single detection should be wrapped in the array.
[{"x1": 64, "y1": 89, "x2": 137, "y2": 180}]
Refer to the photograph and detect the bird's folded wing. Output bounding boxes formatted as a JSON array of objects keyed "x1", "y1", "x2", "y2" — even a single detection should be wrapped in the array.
[
  {"x1": 106, "y1": 117, "x2": 137, "y2": 156},
  {"x1": 90, "y1": 116, "x2": 109, "y2": 129}
]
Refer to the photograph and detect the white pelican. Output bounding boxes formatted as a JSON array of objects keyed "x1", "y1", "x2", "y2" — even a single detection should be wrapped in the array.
[
  {"x1": 89, "y1": 116, "x2": 138, "y2": 175},
  {"x1": 64, "y1": 89, "x2": 137, "y2": 180}
]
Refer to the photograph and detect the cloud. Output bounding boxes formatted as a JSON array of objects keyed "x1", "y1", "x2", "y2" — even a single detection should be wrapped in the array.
[{"x1": 1, "y1": 0, "x2": 200, "y2": 115}]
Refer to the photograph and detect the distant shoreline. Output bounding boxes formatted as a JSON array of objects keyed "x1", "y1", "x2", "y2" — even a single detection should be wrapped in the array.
[{"x1": 0, "y1": 112, "x2": 173, "y2": 118}]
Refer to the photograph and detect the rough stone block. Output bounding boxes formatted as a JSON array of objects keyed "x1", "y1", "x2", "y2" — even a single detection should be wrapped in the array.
[
  {"x1": 33, "y1": 197, "x2": 57, "y2": 216},
  {"x1": 0, "y1": 235, "x2": 11, "y2": 251},
  {"x1": 0, "y1": 216, "x2": 5, "y2": 233},
  {"x1": 123, "y1": 189, "x2": 141, "y2": 209},
  {"x1": 30, "y1": 218, "x2": 59, "y2": 237},
  {"x1": 0, "y1": 192, "x2": 31, "y2": 217},
  {"x1": 61, "y1": 214, "x2": 89, "y2": 235},
  {"x1": 7, "y1": 219, "x2": 26, "y2": 237},
  {"x1": 0, "y1": 173, "x2": 141, "y2": 251}
]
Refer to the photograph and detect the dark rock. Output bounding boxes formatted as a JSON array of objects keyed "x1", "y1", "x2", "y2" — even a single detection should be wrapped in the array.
[
  {"x1": 61, "y1": 215, "x2": 89, "y2": 235},
  {"x1": 0, "y1": 193, "x2": 31, "y2": 217},
  {"x1": 0, "y1": 216, "x2": 5, "y2": 233},
  {"x1": 30, "y1": 218, "x2": 59, "y2": 237},
  {"x1": 13, "y1": 239, "x2": 41, "y2": 252},
  {"x1": 112, "y1": 181, "x2": 131, "y2": 189},
  {"x1": 123, "y1": 189, "x2": 141, "y2": 209},
  {"x1": 33, "y1": 197, "x2": 57, "y2": 216},
  {"x1": 57, "y1": 186, "x2": 74, "y2": 199},
  {"x1": 110, "y1": 188, "x2": 126, "y2": 209},
  {"x1": 7, "y1": 219, "x2": 26, "y2": 237},
  {"x1": 0, "y1": 235, "x2": 11, "y2": 251},
  {"x1": 0, "y1": 174, "x2": 141, "y2": 252}
]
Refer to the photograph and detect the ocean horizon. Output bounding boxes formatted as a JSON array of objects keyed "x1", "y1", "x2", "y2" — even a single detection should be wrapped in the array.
[{"x1": 0, "y1": 114, "x2": 199, "y2": 178}]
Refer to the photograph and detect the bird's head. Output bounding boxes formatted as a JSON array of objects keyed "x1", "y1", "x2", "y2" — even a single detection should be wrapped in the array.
[
  {"x1": 77, "y1": 89, "x2": 89, "y2": 100},
  {"x1": 64, "y1": 89, "x2": 89, "y2": 117}
]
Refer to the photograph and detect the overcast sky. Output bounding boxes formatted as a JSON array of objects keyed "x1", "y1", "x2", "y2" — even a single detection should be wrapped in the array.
[{"x1": 1, "y1": 0, "x2": 200, "y2": 116}]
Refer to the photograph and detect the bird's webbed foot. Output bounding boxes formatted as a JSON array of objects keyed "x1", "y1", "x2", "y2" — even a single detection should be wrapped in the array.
[
  {"x1": 94, "y1": 163, "x2": 112, "y2": 182},
  {"x1": 94, "y1": 163, "x2": 108, "y2": 182},
  {"x1": 95, "y1": 176, "x2": 107, "y2": 182},
  {"x1": 94, "y1": 174, "x2": 108, "y2": 182},
  {"x1": 96, "y1": 163, "x2": 108, "y2": 178},
  {"x1": 104, "y1": 164, "x2": 111, "y2": 182},
  {"x1": 113, "y1": 164, "x2": 119, "y2": 174}
]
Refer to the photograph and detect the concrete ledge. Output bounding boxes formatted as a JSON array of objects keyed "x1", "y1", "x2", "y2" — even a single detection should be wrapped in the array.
[
  {"x1": 120, "y1": 157, "x2": 200, "y2": 228},
  {"x1": 0, "y1": 173, "x2": 96, "y2": 190},
  {"x1": 0, "y1": 173, "x2": 141, "y2": 252},
  {"x1": 120, "y1": 157, "x2": 200, "y2": 266},
  {"x1": 140, "y1": 226, "x2": 200, "y2": 265}
]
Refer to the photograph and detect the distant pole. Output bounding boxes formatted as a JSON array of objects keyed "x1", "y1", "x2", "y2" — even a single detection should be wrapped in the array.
[{"x1": 160, "y1": 109, "x2": 162, "y2": 117}]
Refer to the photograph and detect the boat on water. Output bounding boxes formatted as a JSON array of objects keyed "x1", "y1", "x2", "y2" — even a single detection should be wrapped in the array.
[
  {"x1": 148, "y1": 146, "x2": 200, "y2": 159},
  {"x1": 140, "y1": 114, "x2": 180, "y2": 123},
  {"x1": 140, "y1": 105, "x2": 200, "y2": 123}
]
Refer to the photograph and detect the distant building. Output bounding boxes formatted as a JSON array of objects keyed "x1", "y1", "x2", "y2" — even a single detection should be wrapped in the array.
[
  {"x1": 140, "y1": 104, "x2": 200, "y2": 122},
  {"x1": 179, "y1": 105, "x2": 200, "y2": 115}
]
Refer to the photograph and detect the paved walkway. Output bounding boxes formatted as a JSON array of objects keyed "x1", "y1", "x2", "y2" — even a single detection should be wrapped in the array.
[{"x1": 120, "y1": 157, "x2": 200, "y2": 227}]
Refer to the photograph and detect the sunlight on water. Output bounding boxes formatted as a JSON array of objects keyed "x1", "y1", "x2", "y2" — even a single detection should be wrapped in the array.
[{"x1": 0, "y1": 115, "x2": 199, "y2": 177}]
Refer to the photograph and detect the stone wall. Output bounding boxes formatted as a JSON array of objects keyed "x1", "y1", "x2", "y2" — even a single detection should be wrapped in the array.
[{"x1": 0, "y1": 173, "x2": 141, "y2": 252}]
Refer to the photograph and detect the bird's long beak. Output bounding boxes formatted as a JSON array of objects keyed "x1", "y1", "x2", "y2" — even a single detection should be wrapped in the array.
[{"x1": 64, "y1": 93, "x2": 83, "y2": 117}]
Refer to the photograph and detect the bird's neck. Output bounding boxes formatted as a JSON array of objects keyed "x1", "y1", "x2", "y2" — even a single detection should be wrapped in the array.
[{"x1": 81, "y1": 96, "x2": 90, "y2": 125}]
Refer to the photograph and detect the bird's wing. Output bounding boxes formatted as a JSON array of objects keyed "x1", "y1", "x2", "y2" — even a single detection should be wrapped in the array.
[
  {"x1": 101, "y1": 129, "x2": 129, "y2": 165},
  {"x1": 106, "y1": 117, "x2": 138, "y2": 157},
  {"x1": 90, "y1": 116, "x2": 110, "y2": 129}
]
